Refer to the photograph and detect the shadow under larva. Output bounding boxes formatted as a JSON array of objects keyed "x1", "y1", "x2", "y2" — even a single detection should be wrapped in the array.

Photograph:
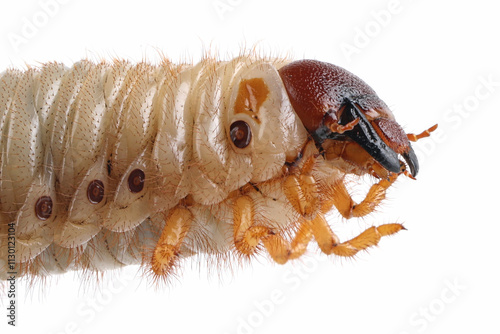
[{"x1": 0, "y1": 54, "x2": 437, "y2": 283}]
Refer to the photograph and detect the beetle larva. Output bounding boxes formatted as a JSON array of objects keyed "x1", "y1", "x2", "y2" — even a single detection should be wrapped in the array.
[{"x1": 0, "y1": 55, "x2": 436, "y2": 281}]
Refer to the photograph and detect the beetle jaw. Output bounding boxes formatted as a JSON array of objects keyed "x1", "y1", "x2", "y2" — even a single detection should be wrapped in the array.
[
  {"x1": 316, "y1": 101, "x2": 419, "y2": 179},
  {"x1": 337, "y1": 100, "x2": 418, "y2": 177},
  {"x1": 321, "y1": 138, "x2": 413, "y2": 180}
]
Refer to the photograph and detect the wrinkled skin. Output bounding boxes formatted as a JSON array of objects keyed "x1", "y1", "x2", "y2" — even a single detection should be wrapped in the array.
[{"x1": 0, "y1": 56, "x2": 436, "y2": 282}]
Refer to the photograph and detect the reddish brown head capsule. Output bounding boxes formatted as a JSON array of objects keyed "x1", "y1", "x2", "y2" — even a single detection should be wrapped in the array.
[{"x1": 279, "y1": 60, "x2": 419, "y2": 177}]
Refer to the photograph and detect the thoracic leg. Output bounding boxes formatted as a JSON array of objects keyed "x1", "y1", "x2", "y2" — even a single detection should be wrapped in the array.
[
  {"x1": 283, "y1": 149, "x2": 399, "y2": 220},
  {"x1": 309, "y1": 213, "x2": 404, "y2": 257},
  {"x1": 322, "y1": 174, "x2": 398, "y2": 219},
  {"x1": 233, "y1": 196, "x2": 313, "y2": 264},
  {"x1": 262, "y1": 221, "x2": 314, "y2": 264},
  {"x1": 283, "y1": 156, "x2": 319, "y2": 219},
  {"x1": 232, "y1": 194, "x2": 404, "y2": 264},
  {"x1": 150, "y1": 207, "x2": 192, "y2": 278}
]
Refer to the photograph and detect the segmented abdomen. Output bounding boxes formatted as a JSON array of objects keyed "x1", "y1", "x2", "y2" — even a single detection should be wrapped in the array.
[{"x1": 0, "y1": 56, "x2": 306, "y2": 278}]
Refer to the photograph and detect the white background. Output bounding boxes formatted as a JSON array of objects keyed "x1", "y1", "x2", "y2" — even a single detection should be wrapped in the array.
[{"x1": 1, "y1": 0, "x2": 499, "y2": 333}]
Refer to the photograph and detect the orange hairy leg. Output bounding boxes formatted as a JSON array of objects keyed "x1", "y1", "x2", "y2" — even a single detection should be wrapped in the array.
[
  {"x1": 307, "y1": 166, "x2": 406, "y2": 256},
  {"x1": 322, "y1": 173, "x2": 399, "y2": 219},
  {"x1": 150, "y1": 207, "x2": 192, "y2": 278},
  {"x1": 309, "y1": 213, "x2": 404, "y2": 257},
  {"x1": 232, "y1": 182, "x2": 404, "y2": 264},
  {"x1": 282, "y1": 155, "x2": 319, "y2": 218},
  {"x1": 233, "y1": 196, "x2": 313, "y2": 264}
]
